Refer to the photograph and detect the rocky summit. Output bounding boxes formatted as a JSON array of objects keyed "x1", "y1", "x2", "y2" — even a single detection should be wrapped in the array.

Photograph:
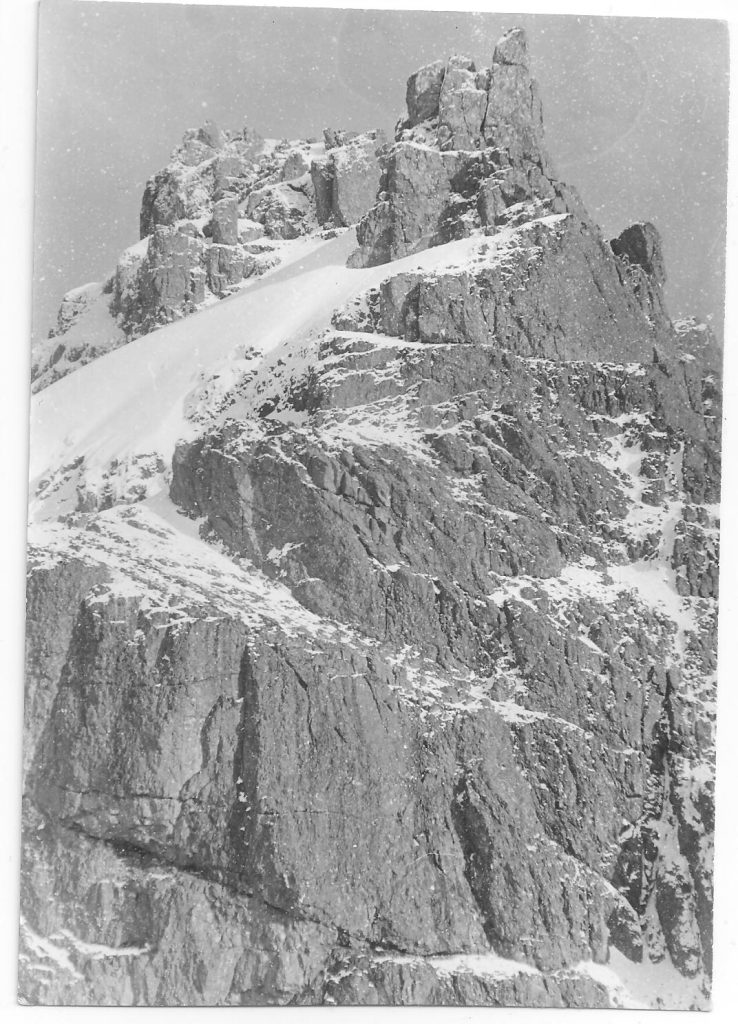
[
  {"x1": 31, "y1": 123, "x2": 386, "y2": 392},
  {"x1": 22, "y1": 28, "x2": 721, "y2": 1009}
]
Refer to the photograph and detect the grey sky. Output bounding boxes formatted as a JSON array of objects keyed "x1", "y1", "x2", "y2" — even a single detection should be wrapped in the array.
[{"x1": 33, "y1": 1, "x2": 729, "y2": 342}]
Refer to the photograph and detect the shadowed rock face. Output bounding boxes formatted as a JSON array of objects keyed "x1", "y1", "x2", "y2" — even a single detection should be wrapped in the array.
[
  {"x1": 406, "y1": 59, "x2": 447, "y2": 126},
  {"x1": 22, "y1": 26, "x2": 719, "y2": 1010},
  {"x1": 611, "y1": 222, "x2": 667, "y2": 286}
]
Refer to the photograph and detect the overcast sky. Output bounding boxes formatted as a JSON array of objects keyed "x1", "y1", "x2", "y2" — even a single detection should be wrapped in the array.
[{"x1": 33, "y1": 1, "x2": 729, "y2": 341}]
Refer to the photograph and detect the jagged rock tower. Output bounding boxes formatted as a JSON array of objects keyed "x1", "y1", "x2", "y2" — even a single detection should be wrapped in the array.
[{"x1": 22, "y1": 29, "x2": 720, "y2": 1008}]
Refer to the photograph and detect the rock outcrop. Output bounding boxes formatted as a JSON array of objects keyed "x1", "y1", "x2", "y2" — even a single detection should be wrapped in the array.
[
  {"x1": 32, "y1": 119, "x2": 385, "y2": 392},
  {"x1": 311, "y1": 129, "x2": 387, "y2": 228},
  {"x1": 23, "y1": 27, "x2": 720, "y2": 1011},
  {"x1": 351, "y1": 28, "x2": 580, "y2": 268},
  {"x1": 375, "y1": 217, "x2": 672, "y2": 360}
]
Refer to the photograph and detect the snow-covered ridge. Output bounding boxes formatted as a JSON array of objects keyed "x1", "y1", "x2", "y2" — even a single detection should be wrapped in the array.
[
  {"x1": 30, "y1": 221, "x2": 562, "y2": 522},
  {"x1": 33, "y1": 121, "x2": 395, "y2": 393}
]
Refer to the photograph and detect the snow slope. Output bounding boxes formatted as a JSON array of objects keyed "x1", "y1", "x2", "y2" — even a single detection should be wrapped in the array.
[
  {"x1": 30, "y1": 220, "x2": 564, "y2": 521},
  {"x1": 30, "y1": 231, "x2": 358, "y2": 491}
]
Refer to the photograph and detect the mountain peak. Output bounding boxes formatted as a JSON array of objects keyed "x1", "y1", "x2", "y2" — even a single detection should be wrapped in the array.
[
  {"x1": 23, "y1": 19, "x2": 720, "y2": 1011},
  {"x1": 397, "y1": 28, "x2": 542, "y2": 158},
  {"x1": 352, "y1": 31, "x2": 568, "y2": 267}
]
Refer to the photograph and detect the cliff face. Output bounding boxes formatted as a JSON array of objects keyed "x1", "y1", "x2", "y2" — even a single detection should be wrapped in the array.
[{"x1": 22, "y1": 29, "x2": 720, "y2": 1009}]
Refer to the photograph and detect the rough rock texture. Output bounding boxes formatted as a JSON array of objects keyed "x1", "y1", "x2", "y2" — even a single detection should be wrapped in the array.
[
  {"x1": 32, "y1": 120, "x2": 382, "y2": 392},
  {"x1": 245, "y1": 177, "x2": 313, "y2": 239},
  {"x1": 205, "y1": 243, "x2": 245, "y2": 297},
  {"x1": 375, "y1": 217, "x2": 673, "y2": 360},
  {"x1": 353, "y1": 27, "x2": 574, "y2": 268},
  {"x1": 405, "y1": 60, "x2": 447, "y2": 126},
  {"x1": 311, "y1": 130, "x2": 386, "y2": 227},
  {"x1": 133, "y1": 225, "x2": 207, "y2": 329},
  {"x1": 210, "y1": 195, "x2": 239, "y2": 245},
  {"x1": 308, "y1": 951, "x2": 613, "y2": 1007},
  {"x1": 139, "y1": 121, "x2": 263, "y2": 237},
  {"x1": 611, "y1": 222, "x2": 667, "y2": 285},
  {"x1": 438, "y1": 61, "x2": 488, "y2": 151},
  {"x1": 23, "y1": 26, "x2": 720, "y2": 1010},
  {"x1": 484, "y1": 28, "x2": 547, "y2": 165},
  {"x1": 31, "y1": 281, "x2": 127, "y2": 392}
]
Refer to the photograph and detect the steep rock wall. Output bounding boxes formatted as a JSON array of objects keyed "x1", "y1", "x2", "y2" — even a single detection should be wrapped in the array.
[{"x1": 22, "y1": 25, "x2": 720, "y2": 1010}]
